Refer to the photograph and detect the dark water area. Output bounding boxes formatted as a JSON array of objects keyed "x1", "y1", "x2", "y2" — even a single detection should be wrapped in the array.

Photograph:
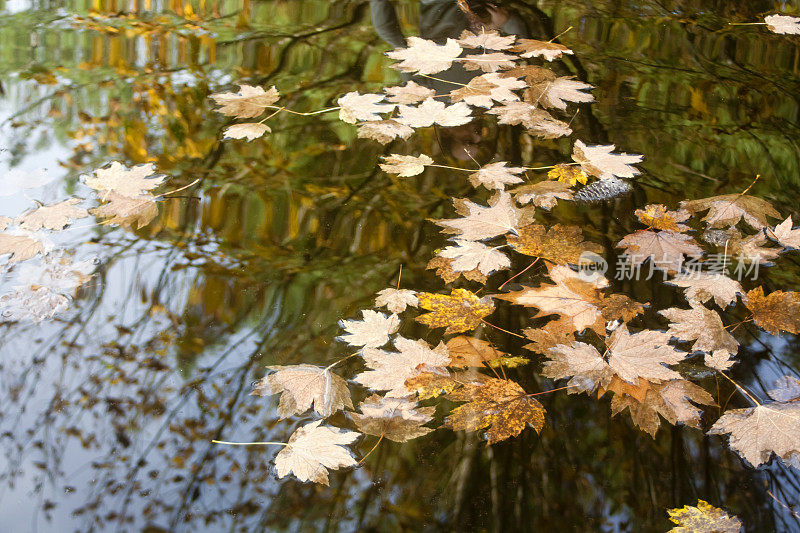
[{"x1": 1, "y1": 0, "x2": 800, "y2": 531}]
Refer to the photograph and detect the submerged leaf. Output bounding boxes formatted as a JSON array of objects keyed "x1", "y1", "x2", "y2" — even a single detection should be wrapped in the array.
[{"x1": 90, "y1": 192, "x2": 159, "y2": 229}]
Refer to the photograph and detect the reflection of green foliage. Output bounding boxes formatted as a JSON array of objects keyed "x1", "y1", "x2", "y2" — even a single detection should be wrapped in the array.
[{"x1": 1, "y1": 0, "x2": 800, "y2": 531}]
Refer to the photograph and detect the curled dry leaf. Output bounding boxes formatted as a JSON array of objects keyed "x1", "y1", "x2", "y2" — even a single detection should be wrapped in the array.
[
  {"x1": 337, "y1": 91, "x2": 394, "y2": 124},
  {"x1": 708, "y1": 402, "x2": 800, "y2": 467},
  {"x1": 511, "y1": 38, "x2": 573, "y2": 61},
  {"x1": 726, "y1": 230, "x2": 780, "y2": 265},
  {"x1": 337, "y1": 309, "x2": 400, "y2": 349},
  {"x1": 374, "y1": 288, "x2": 418, "y2": 314},
  {"x1": 350, "y1": 394, "x2": 435, "y2": 442},
  {"x1": 666, "y1": 500, "x2": 742, "y2": 533},
  {"x1": 435, "y1": 191, "x2": 518, "y2": 241},
  {"x1": 379, "y1": 154, "x2": 434, "y2": 177},
  {"x1": 744, "y1": 287, "x2": 800, "y2": 335},
  {"x1": 572, "y1": 140, "x2": 643, "y2": 180},
  {"x1": 357, "y1": 120, "x2": 414, "y2": 145},
  {"x1": 387, "y1": 37, "x2": 463, "y2": 75},
  {"x1": 659, "y1": 303, "x2": 739, "y2": 354},
  {"x1": 438, "y1": 240, "x2": 511, "y2": 276},
  {"x1": 617, "y1": 229, "x2": 704, "y2": 274},
  {"x1": 767, "y1": 216, "x2": 800, "y2": 249},
  {"x1": 252, "y1": 364, "x2": 353, "y2": 419},
  {"x1": 383, "y1": 80, "x2": 435, "y2": 104},
  {"x1": 468, "y1": 162, "x2": 525, "y2": 190},
  {"x1": 765, "y1": 14, "x2": 800, "y2": 35},
  {"x1": 680, "y1": 194, "x2": 780, "y2": 230},
  {"x1": 223, "y1": 122, "x2": 270, "y2": 141},
  {"x1": 513, "y1": 180, "x2": 573, "y2": 210},
  {"x1": 457, "y1": 29, "x2": 516, "y2": 50},
  {"x1": 84, "y1": 162, "x2": 166, "y2": 198},
  {"x1": 508, "y1": 224, "x2": 603, "y2": 264},
  {"x1": 16, "y1": 198, "x2": 89, "y2": 231},
  {"x1": 273, "y1": 420, "x2": 359, "y2": 485},
  {"x1": 634, "y1": 204, "x2": 691, "y2": 232},
  {"x1": 525, "y1": 76, "x2": 594, "y2": 110},
  {"x1": 354, "y1": 336, "x2": 450, "y2": 397},
  {"x1": 445, "y1": 377, "x2": 545, "y2": 445},
  {"x1": 90, "y1": 192, "x2": 159, "y2": 229},
  {"x1": 210, "y1": 85, "x2": 279, "y2": 118},
  {"x1": 415, "y1": 288, "x2": 495, "y2": 334},
  {"x1": 396, "y1": 98, "x2": 472, "y2": 128},
  {"x1": 667, "y1": 272, "x2": 743, "y2": 309}
]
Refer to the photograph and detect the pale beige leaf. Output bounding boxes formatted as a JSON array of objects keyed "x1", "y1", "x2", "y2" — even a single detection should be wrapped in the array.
[
  {"x1": 337, "y1": 309, "x2": 400, "y2": 349},
  {"x1": 223, "y1": 122, "x2": 270, "y2": 141},
  {"x1": 90, "y1": 192, "x2": 159, "y2": 229},
  {"x1": 659, "y1": 303, "x2": 739, "y2": 354},
  {"x1": 84, "y1": 162, "x2": 166, "y2": 198},
  {"x1": 435, "y1": 192, "x2": 518, "y2": 241},
  {"x1": 383, "y1": 81, "x2": 435, "y2": 104},
  {"x1": 512, "y1": 180, "x2": 573, "y2": 210},
  {"x1": 705, "y1": 350, "x2": 737, "y2": 371},
  {"x1": 769, "y1": 216, "x2": 800, "y2": 249},
  {"x1": 526, "y1": 77, "x2": 594, "y2": 110},
  {"x1": 273, "y1": 420, "x2": 359, "y2": 485},
  {"x1": 709, "y1": 402, "x2": 800, "y2": 467},
  {"x1": 573, "y1": 140, "x2": 643, "y2": 180},
  {"x1": 511, "y1": 39, "x2": 573, "y2": 60},
  {"x1": 379, "y1": 154, "x2": 434, "y2": 177},
  {"x1": 605, "y1": 326, "x2": 687, "y2": 384},
  {"x1": 210, "y1": 85, "x2": 279, "y2": 119},
  {"x1": 439, "y1": 239, "x2": 510, "y2": 275},
  {"x1": 487, "y1": 102, "x2": 572, "y2": 138},
  {"x1": 252, "y1": 364, "x2": 353, "y2": 418},
  {"x1": 396, "y1": 98, "x2": 472, "y2": 128},
  {"x1": 0, "y1": 216, "x2": 10, "y2": 231},
  {"x1": 350, "y1": 394, "x2": 435, "y2": 442},
  {"x1": 386, "y1": 37, "x2": 463, "y2": 75},
  {"x1": 461, "y1": 52, "x2": 517, "y2": 72},
  {"x1": 544, "y1": 341, "x2": 614, "y2": 392},
  {"x1": 449, "y1": 73, "x2": 525, "y2": 108},
  {"x1": 457, "y1": 29, "x2": 516, "y2": 50},
  {"x1": 617, "y1": 230, "x2": 703, "y2": 273},
  {"x1": 0, "y1": 286, "x2": 69, "y2": 322},
  {"x1": 15, "y1": 198, "x2": 89, "y2": 231},
  {"x1": 468, "y1": 162, "x2": 524, "y2": 190},
  {"x1": 357, "y1": 120, "x2": 414, "y2": 144},
  {"x1": 765, "y1": 14, "x2": 800, "y2": 35},
  {"x1": 667, "y1": 272, "x2": 743, "y2": 309},
  {"x1": 354, "y1": 336, "x2": 450, "y2": 397},
  {"x1": 374, "y1": 288, "x2": 418, "y2": 314},
  {"x1": 680, "y1": 194, "x2": 780, "y2": 230},
  {"x1": 0, "y1": 231, "x2": 45, "y2": 263},
  {"x1": 337, "y1": 91, "x2": 394, "y2": 124}
]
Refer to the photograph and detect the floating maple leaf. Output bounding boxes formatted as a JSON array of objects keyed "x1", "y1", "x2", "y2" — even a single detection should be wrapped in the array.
[
  {"x1": 396, "y1": 98, "x2": 472, "y2": 128},
  {"x1": 525, "y1": 77, "x2": 594, "y2": 110},
  {"x1": 84, "y1": 162, "x2": 166, "y2": 198},
  {"x1": 508, "y1": 224, "x2": 603, "y2": 264},
  {"x1": 445, "y1": 377, "x2": 545, "y2": 444},
  {"x1": 727, "y1": 230, "x2": 780, "y2": 265},
  {"x1": 667, "y1": 272, "x2": 743, "y2": 309},
  {"x1": 0, "y1": 230, "x2": 47, "y2": 263},
  {"x1": 426, "y1": 255, "x2": 487, "y2": 284},
  {"x1": 337, "y1": 309, "x2": 400, "y2": 348},
  {"x1": 354, "y1": 336, "x2": 450, "y2": 397},
  {"x1": 379, "y1": 154, "x2": 434, "y2": 177},
  {"x1": 497, "y1": 264, "x2": 608, "y2": 334},
  {"x1": 634, "y1": 204, "x2": 691, "y2": 232},
  {"x1": 386, "y1": 37, "x2": 463, "y2": 75},
  {"x1": 765, "y1": 14, "x2": 800, "y2": 35},
  {"x1": 680, "y1": 194, "x2": 780, "y2": 230},
  {"x1": 273, "y1": 420, "x2": 359, "y2": 485},
  {"x1": 512, "y1": 180, "x2": 573, "y2": 210},
  {"x1": 666, "y1": 500, "x2": 742, "y2": 533},
  {"x1": 572, "y1": 140, "x2": 643, "y2": 180},
  {"x1": 223, "y1": 123, "x2": 270, "y2": 141},
  {"x1": 450, "y1": 73, "x2": 526, "y2": 108},
  {"x1": 350, "y1": 394, "x2": 435, "y2": 442},
  {"x1": 457, "y1": 29, "x2": 516, "y2": 50},
  {"x1": 357, "y1": 120, "x2": 414, "y2": 144},
  {"x1": 617, "y1": 230, "x2": 703, "y2": 273},
  {"x1": 468, "y1": 162, "x2": 525, "y2": 190},
  {"x1": 415, "y1": 288, "x2": 495, "y2": 334},
  {"x1": 0, "y1": 287, "x2": 68, "y2": 322},
  {"x1": 709, "y1": 402, "x2": 800, "y2": 467},
  {"x1": 446, "y1": 335, "x2": 525, "y2": 368},
  {"x1": 461, "y1": 52, "x2": 517, "y2": 72},
  {"x1": 374, "y1": 288, "x2": 418, "y2": 314},
  {"x1": 252, "y1": 364, "x2": 353, "y2": 418},
  {"x1": 383, "y1": 81, "x2": 436, "y2": 104},
  {"x1": 599, "y1": 293, "x2": 647, "y2": 323},
  {"x1": 438, "y1": 240, "x2": 511, "y2": 276},
  {"x1": 405, "y1": 370, "x2": 463, "y2": 400},
  {"x1": 523, "y1": 321, "x2": 576, "y2": 356},
  {"x1": 511, "y1": 38, "x2": 573, "y2": 61},
  {"x1": 337, "y1": 91, "x2": 394, "y2": 124},
  {"x1": 768, "y1": 376, "x2": 800, "y2": 403},
  {"x1": 15, "y1": 198, "x2": 89, "y2": 231},
  {"x1": 744, "y1": 287, "x2": 800, "y2": 335},
  {"x1": 705, "y1": 350, "x2": 737, "y2": 371},
  {"x1": 90, "y1": 192, "x2": 159, "y2": 229},
  {"x1": 487, "y1": 102, "x2": 572, "y2": 138},
  {"x1": 435, "y1": 191, "x2": 518, "y2": 241},
  {"x1": 210, "y1": 85, "x2": 279, "y2": 118},
  {"x1": 767, "y1": 216, "x2": 800, "y2": 249},
  {"x1": 659, "y1": 303, "x2": 739, "y2": 354}
]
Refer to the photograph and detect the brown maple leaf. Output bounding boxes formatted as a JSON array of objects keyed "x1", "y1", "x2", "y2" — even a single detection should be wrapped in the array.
[
  {"x1": 523, "y1": 320, "x2": 576, "y2": 355},
  {"x1": 426, "y1": 255, "x2": 488, "y2": 284},
  {"x1": 681, "y1": 194, "x2": 780, "y2": 229},
  {"x1": 508, "y1": 224, "x2": 602, "y2": 264},
  {"x1": 634, "y1": 204, "x2": 691, "y2": 232},
  {"x1": 512, "y1": 180, "x2": 573, "y2": 210},
  {"x1": 744, "y1": 287, "x2": 800, "y2": 335},
  {"x1": 210, "y1": 84, "x2": 279, "y2": 119},
  {"x1": 445, "y1": 377, "x2": 545, "y2": 444},
  {"x1": 659, "y1": 303, "x2": 739, "y2": 354},
  {"x1": 446, "y1": 335, "x2": 526, "y2": 368},
  {"x1": 599, "y1": 294, "x2": 646, "y2": 323},
  {"x1": 415, "y1": 289, "x2": 495, "y2": 334},
  {"x1": 667, "y1": 272, "x2": 743, "y2": 309},
  {"x1": 617, "y1": 230, "x2": 703, "y2": 273},
  {"x1": 350, "y1": 394, "x2": 435, "y2": 442}
]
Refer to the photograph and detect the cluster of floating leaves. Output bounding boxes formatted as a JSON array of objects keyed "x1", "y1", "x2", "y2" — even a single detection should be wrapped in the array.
[{"x1": 204, "y1": 23, "x2": 800, "y2": 518}]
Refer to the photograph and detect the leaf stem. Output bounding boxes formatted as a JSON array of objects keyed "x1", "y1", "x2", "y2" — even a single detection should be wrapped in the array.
[
  {"x1": 263, "y1": 105, "x2": 340, "y2": 116},
  {"x1": 358, "y1": 434, "x2": 384, "y2": 464},
  {"x1": 419, "y1": 74, "x2": 468, "y2": 87},
  {"x1": 429, "y1": 164, "x2": 475, "y2": 172},
  {"x1": 160, "y1": 178, "x2": 200, "y2": 197},
  {"x1": 549, "y1": 26, "x2": 574, "y2": 42},
  {"x1": 212, "y1": 440, "x2": 287, "y2": 446},
  {"x1": 324, "y1": 352, "x2": 361, "y2": 372},
  {"x1": 718, "y1": 371, "x2": 761, "y2": 406},
  {"x1": 481, "y1": 319, "x2": 525, "y2": 339},
  {"x1": 498, "y1": 258, "x2": 539, "y2": 291}
]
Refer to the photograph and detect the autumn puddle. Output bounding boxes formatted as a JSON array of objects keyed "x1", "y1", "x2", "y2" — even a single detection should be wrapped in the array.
[{"x1": 2, "y1": 1, "x2": 800, "y2": 531}]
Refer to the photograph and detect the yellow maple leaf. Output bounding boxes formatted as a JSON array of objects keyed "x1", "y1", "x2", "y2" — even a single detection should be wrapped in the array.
[
  {"x1": 508, "y1": 224, "x2": 602, "y2": 264},
  {"x1": 547, "y1": 163, "x2": 588, "y2": 185},
  {"x1": 744, "y1": 287, "x2": 800, "y2": 335},
  {"x1": 666, "y1": 500, "x2": 741, "y2": 533},
  {"x1": 415, "y1": 288, "x2": 495, "y2": 334}
]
